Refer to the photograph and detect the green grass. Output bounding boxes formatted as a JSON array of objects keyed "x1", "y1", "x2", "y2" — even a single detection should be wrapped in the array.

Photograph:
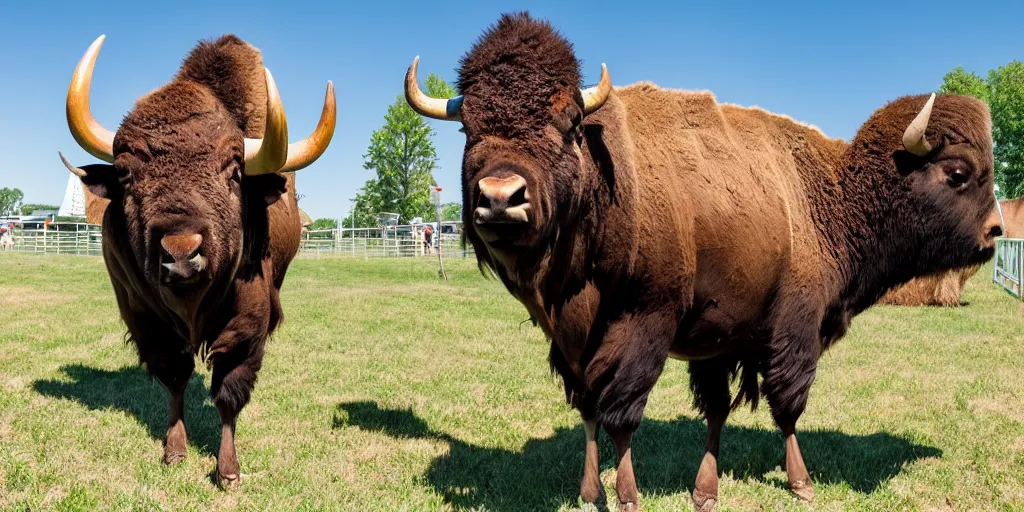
[{"x1": 1, "y1": 253, "x2": 1023, "y2": 511}]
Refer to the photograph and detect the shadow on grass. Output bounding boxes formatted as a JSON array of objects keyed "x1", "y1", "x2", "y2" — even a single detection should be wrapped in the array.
[
  {"x1": 335, "y1": 401, "x2": 942, "y2": 511},
  {"x1": 32, "y1": 364, "x2": 220, "y2": 457}
]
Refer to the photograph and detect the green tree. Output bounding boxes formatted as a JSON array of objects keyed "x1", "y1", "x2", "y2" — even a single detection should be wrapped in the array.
[
  {"x1": 342, "y1": 181, "x2": 386, "y2": 228},
  {"x1": 0, "y1": 187, "x2": 24, "y2": 216},
  {"x1": 441, "y1": 202, "x2": 461, "y2": 222},
  {"x1": 353, "y1": 73, "x2": 456, "y2": 225},
  {"x1": 988, "y1": 62, "x2": 1024, "y2": 198},
  {"x1": 308, "y1": 218, "x2": 338, "y2": 231},
  {"x1": 938, "y1": 67, "x2": 989, "y2": 101},
  {"x1": 939, "y1": 61, "x2": 1024, "y2": 197},
  {"x1": 425, "y1": 73, "x2": 458, "y2": 99},
  {"x1": 19, "y1": 203, "x2": 59, "y2": 215}
]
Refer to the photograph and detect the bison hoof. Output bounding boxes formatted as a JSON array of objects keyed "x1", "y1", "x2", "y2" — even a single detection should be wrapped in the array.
[
  {"x1": 580, "y1": 482, "x2": 606, "y2": 505},
  {"x1": 618, "y1": 501, "x2": 640, "y2": 511},
  {"x1": 162, "y1": 450, "x2": 187, "y2": 465},
  {"x1": 789, "y1": 480, "x2": 814, "y2": 502},
  {"x1": 691, "y1": 489, "x2": 717, "y2": 511},
  {"x1": 217, "y1": 471, "x2": 240, "y2": 490}
]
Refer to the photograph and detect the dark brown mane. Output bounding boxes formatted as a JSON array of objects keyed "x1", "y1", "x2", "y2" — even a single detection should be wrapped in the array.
[{"x1": 457, "y1": 12, "x2": 582, "y2": 138}]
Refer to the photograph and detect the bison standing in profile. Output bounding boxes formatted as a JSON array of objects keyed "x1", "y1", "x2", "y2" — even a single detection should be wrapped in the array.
[
  {"x1": 60, "y1": 34, "x2": 336, "y2": 487},
  {"x1": 406, "y1": 13, "x2": 1001, "y2": 510}
]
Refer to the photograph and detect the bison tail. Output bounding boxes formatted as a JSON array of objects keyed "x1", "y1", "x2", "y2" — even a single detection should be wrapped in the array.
[{"x1": 730, "y1": 358, "x2": 760, "y2": 412}]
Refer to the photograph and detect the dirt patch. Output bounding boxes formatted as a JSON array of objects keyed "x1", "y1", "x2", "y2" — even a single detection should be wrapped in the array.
[
  {"x1": 5, "y1": 375, "x2": 27, "y2": 391},
  {"x1": 969, "y1": 397, "x2": 1024, "y2": 423}
]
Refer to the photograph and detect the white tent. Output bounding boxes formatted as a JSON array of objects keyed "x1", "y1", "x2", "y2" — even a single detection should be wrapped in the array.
[{"x1": 58, "y1": 174, "x2": 85, "y2": 217}]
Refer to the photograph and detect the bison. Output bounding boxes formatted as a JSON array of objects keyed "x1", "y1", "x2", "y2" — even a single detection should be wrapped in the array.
[
  {"x1": 59, "y1": 34, "x2": 336, "y2": 487},
  {"x1": 406, "y1": 13, "x2": 1001, "y2": 510},
  {"x1": 998, "y1": 197, "x2": 1024, "y2": 238},
  {"x1": 878, "y1": 264, "x2": 981, "y2": 306}
]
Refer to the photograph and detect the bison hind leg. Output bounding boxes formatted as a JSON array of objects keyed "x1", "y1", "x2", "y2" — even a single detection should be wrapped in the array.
[{"x1": 688, "y1": 357, "x2": 751, "y2": 511}]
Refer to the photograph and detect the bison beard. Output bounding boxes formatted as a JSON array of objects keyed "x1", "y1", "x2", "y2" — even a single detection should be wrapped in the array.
[{"x1": 416, "y1": 12, "x2": 1001, "y2": 510}]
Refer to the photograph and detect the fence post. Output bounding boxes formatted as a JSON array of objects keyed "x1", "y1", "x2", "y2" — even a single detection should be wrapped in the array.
[{"x1": 1018, "y1": 240, "x2": 1023, "y2": 299}]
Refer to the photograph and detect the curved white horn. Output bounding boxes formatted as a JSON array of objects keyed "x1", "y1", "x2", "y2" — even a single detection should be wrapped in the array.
[
  {"x1": 243, "y1": 68, "x2": 289, "y2": 176},
  {"x1": 581, "y1": 64, "x2": 612, "y2": 115},
  {"x1": 903, "y1": 93, "x2": 936, "y2": 157},
  {"x1": 67, "y1": 35, "x2": 116, "y2": 163},
  {"x1": 405, "y1": 56, "x2": 462, "y2": 121}
]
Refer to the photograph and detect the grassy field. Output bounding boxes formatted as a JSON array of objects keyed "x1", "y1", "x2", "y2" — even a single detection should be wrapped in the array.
[{"x1": 1, "y1": 253, "x2": 1023, "y2": 511}]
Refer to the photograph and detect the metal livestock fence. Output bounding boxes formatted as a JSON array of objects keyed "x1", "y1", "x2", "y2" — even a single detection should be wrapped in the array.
[
  {"x1": 298, "y1": 227, "x2": 471, "y2": 258},
  {"x1": 994, "y1": 237, "x2": 1024, "y2": 299},
  {"x1": 0, "y1": 222, "x2": 471, "y2": 259},
  {"x1": 4, "y1": 223, "x2": 102, "y2": 256}
]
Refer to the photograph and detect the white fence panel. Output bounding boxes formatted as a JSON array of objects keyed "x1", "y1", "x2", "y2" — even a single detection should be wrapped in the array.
[
  {"x1": 994, "y1": 238, "x2": 1024, "y2": 299},
  {"x1": 4, "y1": 223, "x2": 102, "y2": 256},
  {"x1": 0, "y1": 222, "x2": 472, "y2": 259}
]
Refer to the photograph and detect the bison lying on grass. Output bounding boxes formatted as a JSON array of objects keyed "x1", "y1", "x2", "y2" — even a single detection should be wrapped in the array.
[
  {"x1": 407, "y1": 12, "x2": 1001, "y2": 510},
  {"x1": 879, "y1": 264, "x2": 981, "y2": 306}
]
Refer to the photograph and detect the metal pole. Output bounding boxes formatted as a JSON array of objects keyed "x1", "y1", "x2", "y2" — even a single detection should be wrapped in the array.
[
  {"x1": 432, "y1": 187, "x2": 448, "y2": 280},
  {"x1": 1018, "y1": 239, "x2": 1023, "y2": 299}
]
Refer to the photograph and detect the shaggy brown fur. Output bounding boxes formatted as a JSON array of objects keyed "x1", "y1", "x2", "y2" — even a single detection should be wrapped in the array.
[
  {"x1": 66, "y1": 35, "x2": 300, "y2": 486},
  {"x1": 449, "y1": 12, "x2": 1000, "y2": 509}
]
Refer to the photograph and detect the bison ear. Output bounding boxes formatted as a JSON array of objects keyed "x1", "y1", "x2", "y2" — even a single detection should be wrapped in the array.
[
  {"x1": 892, "y1": 149, "x2": 929, "y2": 177},
  {"x1": 60, "y1": 152, "x2": 121, "y2": 198},
  {"x1": 78, "y1": 165, "x2": 121, "y2": 198},
  {"x1": 243, "y1": 173, "x2": 288, "y2": 207}
]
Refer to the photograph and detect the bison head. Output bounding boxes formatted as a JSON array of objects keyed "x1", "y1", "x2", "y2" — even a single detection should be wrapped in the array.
[
  {"x1": 886, "y1": 93, "x2": 1001, "y2": 272},
  {"x1": 405, "y1": 13, "x2": 610, "y2": 259},
  {"x1": 60, "y1": 35, "x2": 335, "y2": 293}
]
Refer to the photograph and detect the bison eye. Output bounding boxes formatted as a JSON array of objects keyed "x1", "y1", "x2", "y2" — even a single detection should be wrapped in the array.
[
  {"x1": 947, "y1": 169, "x2": 969, "y2": 189},
  {"x1": 225, "y1": 158, "x2": 242, "y2": 184}
]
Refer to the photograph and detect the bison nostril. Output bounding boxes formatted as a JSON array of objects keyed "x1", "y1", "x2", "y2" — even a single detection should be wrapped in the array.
[
  {"x1": 990, "y1": 225, "x2": 1003, "y2": 238},
  {"x1": 508, "y1": 186, "x2": 528, "y2": 208},
  {"x1": 161, "y1": 249, "x2": 175, "y2": 264},
  {"x1": 478, "y1": 192, "x2": 492, "y2": 209}
]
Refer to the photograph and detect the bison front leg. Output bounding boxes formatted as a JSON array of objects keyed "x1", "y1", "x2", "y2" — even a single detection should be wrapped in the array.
[
  {"x1": 606, "y1": 426, "x2": 639, "y2": 510},
  {"x1": 206, "y1": 276, "x2": 273, "y2": 490},
  {"x1": 762, "y1": 325, "x2": 820, "y2": 503},
  {"x1": 165, "y1": 387, "x2": 188, "y2": 464},
  {"x1": 579, "y1": 418, "x2": 606, "y2": 505},
  {"x1": 207, "y1": 309, "x2": 269, "y2": 489},
  {"x1": 209, "y1": 341, "x2": 264, "y2": 490},
  {"x1": 136, "y1": 338, "x2": 194, "y2": 465},
  {"x1": 590, "y1": 310, "x2": 677, "y2": 510}
]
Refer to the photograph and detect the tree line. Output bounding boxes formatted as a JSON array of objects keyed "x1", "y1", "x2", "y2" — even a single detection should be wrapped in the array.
[{"x1": 0, "y1": 187, "x2": 60, "y2": 216}]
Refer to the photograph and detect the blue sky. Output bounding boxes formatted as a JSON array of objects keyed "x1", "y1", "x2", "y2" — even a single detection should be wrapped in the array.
[{"x1": 0, "y1": 0, "x2": 1020, "y2": 220}]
